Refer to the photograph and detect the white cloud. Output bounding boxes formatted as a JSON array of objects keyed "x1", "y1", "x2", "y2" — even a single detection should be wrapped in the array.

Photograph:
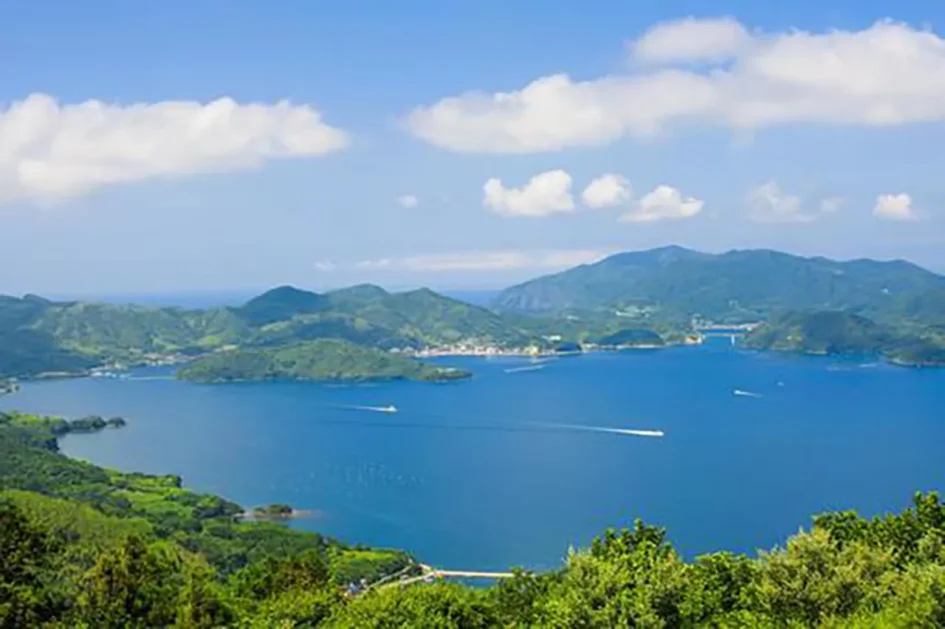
[
  {"x1": 0, "y1": 93, "x2": 349, "y2": 204},
  {"x1": 407, "y1": 20, "x2": 945, "y2": 153},
  {"x1": 396, "y1": 194, "x2": 419, "y2": 208},
  {"x1": 313, "y1": 260, "x2": 336, "y2": 272},
  {"x1": 483, "y1": 169, "x2": 574, "y2": 217},
  {"x1": 746, "y1": 180, "x2": 813, "y2": 223},
  {"x1": 582, "y1": 174, "x2": 632, "y2": 208},
  {"x1": 820, "y1": 196, "x2": 844, "y2": 213},
  {"x1": 631, "y1": 17, "x2": 750, "y2": 63},
  {"x1": 355, "y1": 249, "x2": 608, "y2": 272},
  {"x1": 620, "y1": 185, "x2": 703, "y2": 223},
  {"x1": 873, "y1": 193, "x2": 917, "y2": 221}
]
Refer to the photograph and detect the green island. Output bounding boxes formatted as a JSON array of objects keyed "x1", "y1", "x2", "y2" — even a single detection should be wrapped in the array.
[
  {"x1": 177, "y1": 339, "x2": 472, "y2": 383},
  {"x1": 249, "y1": 503, "x2": 298, "y2": 520},
  {"x1": 4, "y1": 408, "x2": 945, "y2": 626}
]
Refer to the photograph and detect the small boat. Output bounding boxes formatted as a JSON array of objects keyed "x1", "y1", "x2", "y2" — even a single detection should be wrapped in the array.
[{"x1": 380, "y1": 405, "x2": 398, "y2": 414}]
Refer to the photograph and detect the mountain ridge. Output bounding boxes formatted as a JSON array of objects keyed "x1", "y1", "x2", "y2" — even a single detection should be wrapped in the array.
[{"x1": 492, "y1": 246, "x2": 945, "y2": 323}]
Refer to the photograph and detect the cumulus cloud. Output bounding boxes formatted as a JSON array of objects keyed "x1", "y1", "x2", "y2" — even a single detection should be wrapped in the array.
[
  {"x1": 582, "y1": 174, "x2": 632, "y2": 208},
  {"x1": 631, "y1": 17, "x2": 750, "y2": 63},
  {"x1": 356, "y1": 249, "x2": 607, "y2": 272},
  {"x1": 873, "y1": 193, "x2": 916, "y2": 221},
  {"x1": 620, "y1": 185, "x2": 703, "y2": 222},
  {"x1": 0, "y1": 93, "x2": 349, "y2": 204},
  {"x1": 746, "y1": 180, "x2": 814, "y2": 223},
  {"x1": 483, "y1": 169, "x2": 574, "y2": 217},
  {"x1": 407, "y1": 19, "x2": 945, "y2": 153},
  {"x1": 396, "y1": 194, "x2": 419, "y2": 208}
]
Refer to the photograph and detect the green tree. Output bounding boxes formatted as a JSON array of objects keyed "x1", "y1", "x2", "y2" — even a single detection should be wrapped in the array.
[
  {"x1": 75, "y1": 535, "x2": 183, "y2": 627},
  {"x1": 0, "y1": 500, "x2": 63, "y2": 627}
]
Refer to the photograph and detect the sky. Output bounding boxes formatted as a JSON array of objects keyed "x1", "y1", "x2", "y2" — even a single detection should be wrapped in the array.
[{"x1": 3, "y1": 0, "x2": 945, "y2": 296}]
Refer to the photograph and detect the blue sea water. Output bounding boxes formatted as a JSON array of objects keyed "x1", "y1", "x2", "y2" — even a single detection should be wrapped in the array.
[{"x1": 3, "y1": 339, "x2": 944, "y2": 572}]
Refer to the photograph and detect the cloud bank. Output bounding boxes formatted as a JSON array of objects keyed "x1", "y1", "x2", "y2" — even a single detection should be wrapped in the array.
[
  {"x1": 356, "y1": 249, "x2": 607, "y2": 272},
  {"x1": 0, "y1": 93, "x2": 348, "y2": 204},
  {"x1": 408, "y1": 19, "x2": 945, "y2": 153}
]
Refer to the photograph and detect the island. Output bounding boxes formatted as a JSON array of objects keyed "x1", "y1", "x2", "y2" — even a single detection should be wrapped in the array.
[
  {"x1": 242, "y1": 503, "x2": 316, "y2": 521},
  {"x1": 255, "y1": 503, "x2": 294, "y2": 518},
  {"x1": 743, "y1": 311, "x2": 945, "y2": 367},
  {"x1": 176, "y1": 338, "x2": 472, "y2": 383},
  {"x1": 595, "y1": 328, "x2": 666, "y2": 349}
]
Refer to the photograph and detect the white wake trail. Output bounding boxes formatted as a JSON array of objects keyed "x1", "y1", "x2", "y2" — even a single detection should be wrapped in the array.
[
  {"x1": 504, "y1": 365, "x2": 546, "y2": 374},
  {"x1": 733, "y1": 389, "x2": 762, "y2": 398},
  {"x1": 549, "y1": 423, "x2": 665, "y2": 438},
  {"x1": 344, "y1": 405, "x2": 398, "y2": 414}
]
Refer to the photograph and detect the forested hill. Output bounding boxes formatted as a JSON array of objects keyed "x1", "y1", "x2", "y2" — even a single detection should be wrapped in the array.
[
  {"x1": 0, "y1": 285, "x2": 530, "y2": 378},
  {"x1": 744, "y1": 310, "x2": 945, "y2": 366},
  {"x1": 178, "y1": 339, "x2": 471, "y2": 383},
  {"x1": 492, "y1": 246, "x2": 945, "y2": 323}
]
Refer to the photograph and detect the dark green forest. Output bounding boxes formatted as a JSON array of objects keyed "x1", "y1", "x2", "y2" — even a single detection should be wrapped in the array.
[
  {"x1": 177, "y1": 339, "x2": 471, "y2": 383},
  {"x1": 3, "y1": 409, "x2": 945, "y2": 627}
]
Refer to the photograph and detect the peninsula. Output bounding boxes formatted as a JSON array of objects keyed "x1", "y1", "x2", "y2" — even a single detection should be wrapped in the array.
[
  {"x1": 743, "y1": 311, "x2": 945, "y2": 367},
  {"x1": 176, "y1": 338, "x2": 472, "y2": 384}
]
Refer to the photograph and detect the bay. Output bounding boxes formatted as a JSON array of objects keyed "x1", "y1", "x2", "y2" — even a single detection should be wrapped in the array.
[{"x1": 3, "y1": 338, "x2": 944, "y2": 572}]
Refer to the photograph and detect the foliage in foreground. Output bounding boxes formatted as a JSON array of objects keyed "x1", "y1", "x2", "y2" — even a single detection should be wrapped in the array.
[{"x1": 3, "y1": 411, "x2": 945, "y2": 627}]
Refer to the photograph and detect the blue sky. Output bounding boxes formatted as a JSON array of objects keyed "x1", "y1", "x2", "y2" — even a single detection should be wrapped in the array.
[{"x1": 2, "y1": 0, "x2": 945, "y2": 295}]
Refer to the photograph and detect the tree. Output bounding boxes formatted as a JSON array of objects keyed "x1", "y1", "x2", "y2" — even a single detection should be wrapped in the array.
[
  {"x1": 75, "y1": 535, "x2": 183, "y2": 627},
  {"x1": 0, "y1": 500, "x2": 62, "y2": 627}
]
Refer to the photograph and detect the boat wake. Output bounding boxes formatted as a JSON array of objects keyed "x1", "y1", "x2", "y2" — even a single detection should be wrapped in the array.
[
  {"x1": 504, "y1": 365, "x2": 546, "y2": 374},
  {"x1": 733, "y1": 389, "x2": 762, "y2": 398},
  {"x1": 548, "y1": 423, "x2": 665, "y2": 438},
  {"x1": 343, "y1": 405, "x2": 398, "y2": 414}
]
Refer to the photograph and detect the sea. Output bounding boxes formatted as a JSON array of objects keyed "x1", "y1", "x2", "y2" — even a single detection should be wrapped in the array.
[{"x1": 3, "y1": 338, "x2": 944, "y2": 572}]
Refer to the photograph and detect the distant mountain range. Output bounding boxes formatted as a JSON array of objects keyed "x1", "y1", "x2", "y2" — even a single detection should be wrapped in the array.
[
  {"x1": 492, "y1": 246, "x2": 945, "y2": 324},
  {"x1": 3, "y1": 246, "x2": 945, "y2": 377},
  {"x1": 0, "y1": 285, "x2": 529, "y2": 378}
]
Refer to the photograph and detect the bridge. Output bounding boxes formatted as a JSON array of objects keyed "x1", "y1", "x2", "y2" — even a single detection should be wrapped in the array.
[
  {"x1": 692, "y1": 322, "x2": 760, "y2": 344},
  {"x1": 371, "y1": 563, "x2": 516, "y2": 591}
]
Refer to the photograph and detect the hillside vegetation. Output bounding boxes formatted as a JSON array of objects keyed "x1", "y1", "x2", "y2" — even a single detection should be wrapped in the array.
[
  {"x1": 745, "y1": 311, "x2": 945, "y2": 366},
  {"x1": 493, "y1": 246, "x2": 945, "y2": 324},
  {"x1": 4, "y1": 409, "x2": 945, "y2": 626},
  {"x1": 177, "y1": 339, "x2": 471, "y2": 383},
  {"x1": 0, "y1": 285, "x2": 531, "y2": 378},
  {"x1": 0, "y1": 410, "x2": 412, "y2": 627},
  {"x1": 4, "y1": 248, "x2": 945, "y2": 378}
]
